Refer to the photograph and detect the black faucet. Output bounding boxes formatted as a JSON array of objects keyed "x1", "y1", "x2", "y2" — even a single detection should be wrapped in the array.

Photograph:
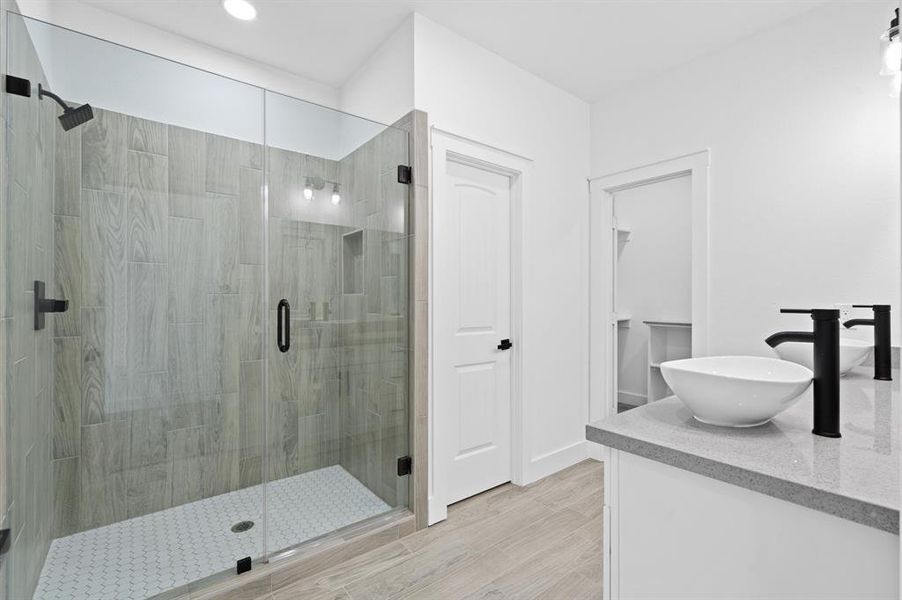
[
  {"x1": 843, "y1": 304, "x2": 892, "y2": 381},
  {"x1": 765, "y1": 308, "x2": 841, "y2": 438}
]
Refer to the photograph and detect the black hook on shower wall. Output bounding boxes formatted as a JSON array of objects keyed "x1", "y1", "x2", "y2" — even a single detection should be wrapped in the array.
[{"x1": 34, "y1": 280, "x2": 68, "y2": 331}]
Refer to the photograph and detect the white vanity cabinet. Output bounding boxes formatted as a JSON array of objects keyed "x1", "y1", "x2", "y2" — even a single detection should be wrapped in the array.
[{"x1": 605, "y1": 450, "x2": 898, "y2": 599}]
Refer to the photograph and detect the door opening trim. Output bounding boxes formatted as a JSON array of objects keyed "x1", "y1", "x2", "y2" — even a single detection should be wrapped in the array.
[{"x1": 588, "y1": 150, "x2": 710, "y2": 426}]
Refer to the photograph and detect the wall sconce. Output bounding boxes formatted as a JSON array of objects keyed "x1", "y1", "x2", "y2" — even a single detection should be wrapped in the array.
[
  {"x1": 300, "y1": 175, "x2": 341, "y2": 205},
  {"x1": 880, "y1": 8, "x2": 900, "y2": 97},
  {"x1": 303, "y1": 176, "x2": 324, "y2": 201}
]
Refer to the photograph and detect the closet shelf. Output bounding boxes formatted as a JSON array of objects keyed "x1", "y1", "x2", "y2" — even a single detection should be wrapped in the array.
[
  {"x1": 646, "y1": 321, "x2": 692, "y2": 402},
  {"x1": 642, "y1": 320, "x2": 691, "y2": 328}
]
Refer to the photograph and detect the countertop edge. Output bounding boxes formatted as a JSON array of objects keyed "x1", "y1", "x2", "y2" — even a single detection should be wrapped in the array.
[{"x1": 586, "y1": 423, "x2": 899, "y2": 535}]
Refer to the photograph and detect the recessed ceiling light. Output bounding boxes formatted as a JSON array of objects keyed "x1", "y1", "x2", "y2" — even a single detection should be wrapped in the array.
[{"x1": 222, "y1": 0, "x2": 257, "y2": 21}]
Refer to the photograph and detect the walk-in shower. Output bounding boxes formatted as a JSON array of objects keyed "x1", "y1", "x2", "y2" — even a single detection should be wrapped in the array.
[{"x1": 2, "y1": 12, "x2": 412, "y2": 600}]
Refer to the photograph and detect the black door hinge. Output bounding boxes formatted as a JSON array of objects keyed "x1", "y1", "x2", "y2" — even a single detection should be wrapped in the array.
[
  {"x1": 236, "y1": 556, "x2": 252, "y2": 575},
  {"x1": 397, "y1": 455, "x2": 412, "y2": 476},
  {"x1": 0, "y1": 529, "x2": 10, "y2": 557},
  {"x1": 5, "y1": 75, "x2": 31, "y2": 97},
  {"x1": 397, "y1": 165, "x2": 412, "y2": 185}
]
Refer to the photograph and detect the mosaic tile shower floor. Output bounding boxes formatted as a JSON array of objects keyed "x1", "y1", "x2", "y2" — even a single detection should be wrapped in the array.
[{"x1": 34, "y1": 466, "x2": 391, "y2": 600}]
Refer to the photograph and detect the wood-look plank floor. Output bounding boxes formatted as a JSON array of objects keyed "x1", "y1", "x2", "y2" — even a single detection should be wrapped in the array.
[{"x1": 258, "y1": 459, "x2": 603, "y2": 600}]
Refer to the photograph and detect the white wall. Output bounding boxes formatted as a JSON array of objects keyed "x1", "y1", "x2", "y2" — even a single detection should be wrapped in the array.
[
  {"x1": 591, "y1": 1, "x2": 901, "y2": 356},
  {"x1": 339, "y1": 15, "x2": 415, "y2": 126},
  {"x1": 414, "y1": 14, "x2": 591, "y2": 481}
]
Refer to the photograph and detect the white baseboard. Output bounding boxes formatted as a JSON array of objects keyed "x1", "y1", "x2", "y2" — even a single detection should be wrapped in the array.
[
  {"x1": 524, "y1": 440, "x2": 590, "y2": 484},
  {"x1": 431, "y1": 440, "x2": 604, "y2": 522},
  {"x1": 617, "y1": 390, "x2": 646, "y2": 406}
]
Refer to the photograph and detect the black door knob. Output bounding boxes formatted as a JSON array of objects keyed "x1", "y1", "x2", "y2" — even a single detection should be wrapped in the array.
[{"x1": 497, "y1": 339, "x2": 513, "y2": 350}]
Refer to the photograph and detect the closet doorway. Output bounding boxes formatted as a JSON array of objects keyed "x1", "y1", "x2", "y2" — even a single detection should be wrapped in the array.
[
  {"x1": 589, "y1": 151, "x2": 710, "y2": 423},
  {"x1": 613, "y1": 176, "x2": 691, "y2": 411}
]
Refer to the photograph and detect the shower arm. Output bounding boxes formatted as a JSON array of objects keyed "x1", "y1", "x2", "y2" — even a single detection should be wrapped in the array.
[{"x1": 38, "y1": 84, "x2": 71, "y2": 111}]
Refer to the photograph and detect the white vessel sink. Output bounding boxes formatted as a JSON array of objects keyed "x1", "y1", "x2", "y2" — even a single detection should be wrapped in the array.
[
  {"x1": 660, "y1": 356, "x2": 813, "y2": 427},
  {"x1": 772, "y1": 338, "x2": 871, "y2": 376}
]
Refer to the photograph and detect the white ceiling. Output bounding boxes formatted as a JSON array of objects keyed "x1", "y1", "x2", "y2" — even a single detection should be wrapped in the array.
[{"x1": 82, "y1": 0, "x2": 824, "y2": 102}]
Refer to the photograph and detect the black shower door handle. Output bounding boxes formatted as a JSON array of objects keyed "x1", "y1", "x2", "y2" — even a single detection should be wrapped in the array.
[{"x1": 277, "y1": 299, "x2": 290, "y2": 353}]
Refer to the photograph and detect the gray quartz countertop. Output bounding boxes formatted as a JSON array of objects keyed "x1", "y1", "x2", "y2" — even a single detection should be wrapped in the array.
[{"x1": 586, "y1": 367, "x2": 899, "y2": 534}]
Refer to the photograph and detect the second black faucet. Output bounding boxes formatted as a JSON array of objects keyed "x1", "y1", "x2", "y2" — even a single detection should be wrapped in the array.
[{"x1": 844, "y1": 304, "x2": 892, "y2": 382}]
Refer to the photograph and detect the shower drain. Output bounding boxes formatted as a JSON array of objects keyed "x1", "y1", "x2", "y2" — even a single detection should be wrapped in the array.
[{"x1": 231, "y1": 520, "x2": 255, "y2": 533}]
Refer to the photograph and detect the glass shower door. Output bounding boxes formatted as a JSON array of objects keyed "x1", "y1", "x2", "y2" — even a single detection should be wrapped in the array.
[
  {"x1": 263, "y1": 91, "x2": 411, "y2": 555},
  {"x1": 3, "y1": 13, "x2": 267, "y2": 599}
]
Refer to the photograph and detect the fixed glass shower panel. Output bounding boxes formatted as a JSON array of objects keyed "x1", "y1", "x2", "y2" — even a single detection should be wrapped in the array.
[
  {"x1": 3, "y1": 14, "x2": 266, "y2": 600},
  {"x1": 263, "y1": 92, "x2": 410, "y2": 555}
]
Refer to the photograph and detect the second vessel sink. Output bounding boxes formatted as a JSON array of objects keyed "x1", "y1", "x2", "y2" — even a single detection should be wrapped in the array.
[
  {"x1": 660, "y1": 356, "x2": 813, "y2": 427},
  {"x1": 771, "y1": 337, "x2": 871, "y2": 376}
]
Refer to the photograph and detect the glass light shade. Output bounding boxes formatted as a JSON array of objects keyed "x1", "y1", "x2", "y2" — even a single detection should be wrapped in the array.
[
  {"x1": 303, "y1": 186, "x2": 314, "y2": 201},
  {"x1": 331, "y1": 191, "x2": 341, "y2": 205}
]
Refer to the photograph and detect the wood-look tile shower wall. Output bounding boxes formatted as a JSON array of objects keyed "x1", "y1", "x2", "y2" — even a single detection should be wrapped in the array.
[
  {"x1": 49, "y1": 107, "x2": 410, "y2": 538},
  {"x1": 49, "y1": 108, "x2": 267, "y2": 537}
]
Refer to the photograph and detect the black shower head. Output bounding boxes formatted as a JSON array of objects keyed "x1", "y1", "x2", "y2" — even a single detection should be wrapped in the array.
[
  {"x1": 58, "y1": 103, "x2": 94, "y2": 131},
  {"x1": 37, "y1": 84, "x2": 94, "y2": 131}
]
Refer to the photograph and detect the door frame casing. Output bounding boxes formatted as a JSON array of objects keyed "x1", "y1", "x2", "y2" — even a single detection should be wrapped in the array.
[
  {"x1": 428, "y1": 128, "x2": 530, "y2": 525},
  {"x1": 589, "y1": 149, "x2": 710, "y2": 427}
]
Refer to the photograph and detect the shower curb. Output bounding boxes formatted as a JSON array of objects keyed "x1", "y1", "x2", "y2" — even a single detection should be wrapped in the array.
[{"x1": 156, "y1": 509, "x2": 414, "y2": 600}]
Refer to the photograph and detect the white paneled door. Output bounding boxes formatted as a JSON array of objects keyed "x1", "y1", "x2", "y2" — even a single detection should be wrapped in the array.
[{"x1": 435, "y1": 158, "x2": 512, "y2": 507}]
